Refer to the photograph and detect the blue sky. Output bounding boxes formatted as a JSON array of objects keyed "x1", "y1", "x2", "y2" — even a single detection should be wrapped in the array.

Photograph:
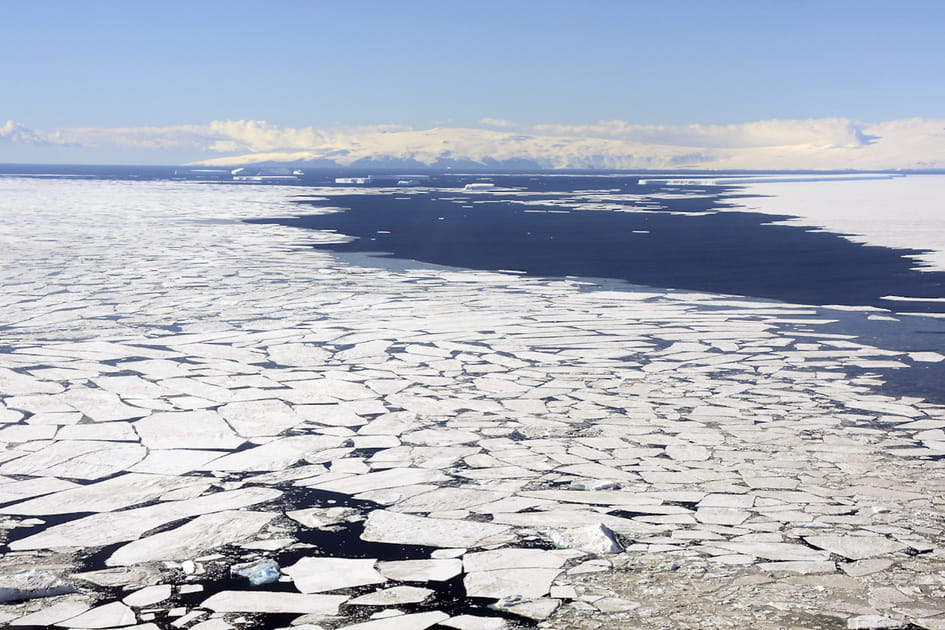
[
  {"x1": 2, "y1": 0, "x2": 945, "y2": 166},
  {"x1": 5, "y1": 0, "x2": 945, "y2": 128}
]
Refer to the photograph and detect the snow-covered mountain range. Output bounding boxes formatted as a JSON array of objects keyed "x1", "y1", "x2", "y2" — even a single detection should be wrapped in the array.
[{"x1": 3, "y1": 118, "x2": 944, "y2": 170}]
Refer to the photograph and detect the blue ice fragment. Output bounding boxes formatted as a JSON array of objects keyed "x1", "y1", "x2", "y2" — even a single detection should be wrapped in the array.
[{"x1": 231, "y1": 558, "x2": 281, "y2": 586}]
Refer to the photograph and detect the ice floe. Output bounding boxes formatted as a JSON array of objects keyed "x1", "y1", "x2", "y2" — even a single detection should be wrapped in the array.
[{"x1": 2, "y1": 175, "x2": 944, "y2": 630}]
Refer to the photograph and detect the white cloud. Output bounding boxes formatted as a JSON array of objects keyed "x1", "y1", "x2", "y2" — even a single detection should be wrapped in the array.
[
  {"x1": 205, "y1": 120, "x2": 325, "y2": 152},
  {"x1": 47, "y1": 124, "x2": 212, "y2": 151},
  {"x1": 0, "y1": 120, "x2": 46, "y2": 144},
  {"x1": 479, "y1": 118, "x2": 515, "y2": 128},
  {"x1": 3, "y1": 117, "x2": 944, "y2": 169},
  {"x1": 526, "y1": 118, "x2": 875, "y2": 148}
]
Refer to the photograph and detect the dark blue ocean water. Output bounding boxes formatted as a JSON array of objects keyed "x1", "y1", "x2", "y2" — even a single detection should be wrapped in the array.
[{"x1": 6, "y1": 164, "x2": 945, "y2": 313}]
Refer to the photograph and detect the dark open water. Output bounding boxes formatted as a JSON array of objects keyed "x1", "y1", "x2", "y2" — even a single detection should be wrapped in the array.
[{"x1": 5, "y1": 165, "x2": 945, "y2": 400}]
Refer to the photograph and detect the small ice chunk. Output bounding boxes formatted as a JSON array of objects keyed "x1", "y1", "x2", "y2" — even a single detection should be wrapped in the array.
[
  {"x1": 547, "y1": 523, "x2": 623, "y2": 554},
  {"x1": 441, "y1": 615, "x2": 508, "y2": 630},
  {"x1": 593, "y1": 597, "x2": 640, "y2": 613},
  {"x1": 376, "y1": 559, "x2": 463, "y2": 582},
  {"x1": 231, "y1": 558, "x2": 281, "y2": 586},
  {"x1": 335, "y1": 611, "x2": 449, "y2": 629},
  {"x1": 490, "y1": 596, "x2": 559, "y2": 620},
  {"x1": 348, "y1": 585, "x2": 434, "y2": 606},
  {"x1": 694, "y1": 508, "x2": 750, "y2": 525},
  {"x1": 123, "y1": 584, "x2": 172, "y2": 607},
  {"x1": 464, "y1": 568, "x2": 562, "y2": 598},
  {"x1": 240, "y1": 538, "x2": 294, "y2": 551},
  {"x1": 846, "y1": 615, "x2": 908, "y2": 629},
  {"x1": 569, "y1": 479, "x2": 619, "y2": 491},
  {"x1": 287, "y1": 506, "x2": 363, "y2": 529}
]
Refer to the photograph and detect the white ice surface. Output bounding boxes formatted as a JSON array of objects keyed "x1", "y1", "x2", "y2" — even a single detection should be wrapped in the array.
[
  {"x1": 732, "y1": 175, "x2": 945, "y2": 272},
  {"x1": 348, "y1": 585, "x2": 434, "y2": 605},
  {"x1": 201, "y1": 591, "x2": 347, "y2": 614},
  {"x1": 283, "y1": 557, "x2": 386, "y2": 593},
  {"x1": 335, "y1": 611, "x2": 450, "y2": 630},
  {"x1": 59, "y1": 601, "x2": 136, "y2": 628},
  {"x1": 361, "y1": 510, "x2": 512, "y2": 548},
  {"x1": 9, "y1": 487, "x2": 281, "y2": 549},
  {"x1": 1, "y1": 175, "x2": 944, "y2": 629},
  {"x1": 106, "y1": 510, "x2": 276, "y2": 565},
  {"x1": 134, "y1": 410, "x2": 244, "y2": 450},
  {"x1": 375, "y1": 559, "x2": 463, "y2": 582}
]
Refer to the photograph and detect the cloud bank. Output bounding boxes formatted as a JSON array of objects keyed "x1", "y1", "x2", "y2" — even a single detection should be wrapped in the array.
[{"x1": 2, "y1": 117, "x2": 944, "y2": 169}]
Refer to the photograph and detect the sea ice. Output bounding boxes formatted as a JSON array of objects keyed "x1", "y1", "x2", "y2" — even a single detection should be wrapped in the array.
[
  {"x1": 266, "y1": 343, "x2": 332, "y2": 366},
  {"x1": 804, "y1": 535, "x2": 908, "y2": 560},
  {"x1": 490, "y1": 596, "x2": 560, "y2": 620},
  {"x1": 394, "y1": 487, "x2": 508, "y2": 513},
  {"x1": 200, "y1": 435, "x2": 344, "y2": 472},
  {"x1": 4, "y1": 175, "x2": 945, "y2": 629},
  {"x1": 464, "y1": 568, "x2": 563, "y2": 598},
  {"x1": 0, "y1": 368, "x2": 64, "y2": 395},
  {"x1": 134, "y1": 410, "x2": 244, "y2": 450},
  {"x1": 375, "y1": 559, "x2": 463, "y2": 582},
  {"x1": 0, "y1": 440, "x2": 147, "y2": 480},
  {"x1": 336, "y1": 611, "x2": 450, "y2": 630},
  {"x1": 283, "y1": 557, "x2": 386, "y2": 593},
  {"x1": 546, "y1": 523, "x2": 624, "y2": 554},
  {"x1": 361, "y1": 510, "x2": 512, "y2": 548},
  {"x1": 0, "y1": 477, "x2": 79, "y2": 504},
  {"x1": 201, "y1": 591, "x2": 347, "y2": 614},
  {"x1": 122, "y1": 584, "x2": 172, "y2": 607},
  {"x1": 106, "y1": 510, "x2": 276, "y2": 565},
  {"x1": 8, "y1": 595, "x2": 91, "y2": 626},
  {"x1": 216, "y1": 398, "x2": 302, "y2": 437},
  {"x1": 0, "y1": 570, "x2": 76, "y2": 602},
  {"x1": 462, "y1": 548, "x2": 570, "y2": 572},
  {"x1": 58, "y1": 601, "x2": 136, "y2": 628},
  {"x1": 348, "y1": 585, "x2": 433, "y2": 605},
  {"x1": 10, "y1": 487, "x2": 281, "y2": 550},
  {"x1": 441, "y1": 616, "x2": 508, "y2": 630},
  {"x1": 54, "y1": 422, "x2": 138, "y2": 441},
  {"x1": 231, "y1": 558, "x2": 281, "y2": 585},
  {"x1": 56, "y1": 386, "x2": 146, "y2": 422},
  {"x1": 308, "y1": 467, "x2": 448, "y2": 495},
  {"x1": 0, "y1": 473, "x2": 199, "y2": 515},
  {"x1": 711, "y1": 542, "x2": 829, "y2": 561}
]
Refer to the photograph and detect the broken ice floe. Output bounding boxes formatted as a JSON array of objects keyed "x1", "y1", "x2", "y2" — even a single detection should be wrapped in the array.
[
  {"x1": 546, "y1": 523, "x2": 624, "y2": 555},
  {"x1": 0, "y1": 570, "x2": 76, "y2": 603},
  {"x1": 2, "y1": 175, "x2": 945, "y2": 629}
]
